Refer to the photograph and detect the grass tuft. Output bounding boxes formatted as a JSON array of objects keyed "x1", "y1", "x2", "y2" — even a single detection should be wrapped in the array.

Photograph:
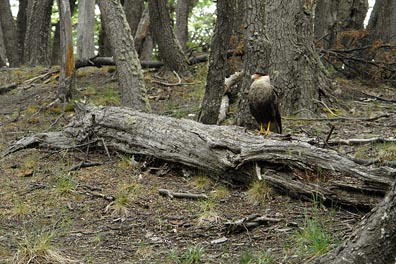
[{"x1": 246, "y1": 180, "x2": 272, "y2": 205}]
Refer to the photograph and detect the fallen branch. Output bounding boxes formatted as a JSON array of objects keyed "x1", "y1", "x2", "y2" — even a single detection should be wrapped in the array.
[
  {"x1": 4, "y1": 105, "x2": 395, "y2": 209},
  {"x1": 284, "y1": 113, "x2": 392, "y2": 122},
  {"x1": 328, "y1": 136, "x2": 396, "y2": 146},
  {"x1": 225, "y1": 214, "x2": 282, "y2": 233},
  {"x1": 158, "y1": 188, "x2": 208, "y2": 200}
]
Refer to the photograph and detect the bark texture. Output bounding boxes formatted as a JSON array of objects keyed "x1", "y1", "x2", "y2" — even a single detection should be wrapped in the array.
[
  {"x1": 77, "y1": 0, "x2": 96, "y2": 59},
  {"x1": 0, "y1": 24, "x2": 6, "y2": 67},
  {"x1": 367, "y1": 0, "x2": 396, "y2": 43},
  {"x1": 198, "y1": 0, "x2": 235, "y2": 124},
  {"x1": 235, "y1": 0, "x2": 270, "y2": 129},
  {"x1": 5, "y1": 105, "x2": 394, "y2": 210},
  {"x1": 175, "y1": 0, "x2": 194, "y2": 52},
  {"x1": 57, "y1": 0, "x2": 75, "y2": 101},
  {"x1": 312, "y1": 180, "x2": 396, "y2": 264},
  {"x1": 123, "y1": 0, "x2": 144, "y2": 37},
  {"x1": 149, "y1": 0, "x2": 189, "y2": 73},
  {"x1": 314, "y1": 0, "x2": 368, "y2": 49},
  {"x1": 16, "y1": 0, "x2": 28, "y2": 61},
  {"x1": 0, "y1": 0, "x2": 21, "y2": 66},
  {"x1": 97, "y1": 0, "x2": 150, "y2": 112},
  {"x1": 266, "y1": 0, "x2": 333, "y2": 116},
  {"x1": 24, "y1": 0, "x2": 53, "y2": 66}
]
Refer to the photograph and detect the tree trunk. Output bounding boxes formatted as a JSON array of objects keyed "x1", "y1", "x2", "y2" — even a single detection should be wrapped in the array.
[
  {"x1": 235, "y1": 0, "x2": 271, "y2": 129},
  {"x1": 0, "y1": 23, "x2": 6, "y2": 67},
  {"x1": 5, "y1": 105, "x2": 394, "y2": 210},
  {"x1": 312, "y1": 180, "x2": 396, "y2": 264},
  {"x1": 149, "y1": 0, "x2": 189, "y2": 73},
  {"x1": 175, "y1": 0, "x2": 192, "y2": 52},
  {"x1": 0, "y1": 0, "x2": 21, "y2": 67},
  {"x1": 134, "y1": 6, "x2": 151, "y2": 58},
  {"x1": 123, "y1": 0, "x2": 144, "y2": 37},
  {"x1": 57, "y1": 0, "x2": 75, "y2": 102},
  {"x1": 96, "y1": 0, "x2": 151, "y2": 112},
  {"x1": 197, "y1": 0, "x2": 235, "y2": 124},
  {"x1": 314, "y1": 0, "x2": 368, "y2": 49},
  {"x1": 265, "y1": 0, "x2": 334, "y2": 116},
  {"x1": 16, "y1": 0, "x2": 28, "y2": 62},
  {"x1": 24, "y1": 0, "x2": 53, "y2": 66},
  {"x1": 98, "y1": 15, "x2": 112, "y2": 57},
  {"x1": 367, "y1": 0, "x2": 396, "y2": 43},
  {"x1": 77, "y1": 0, "x2": 95, "y2": 60},
  {"x1": 52, "y1": 0, "x2": 76, "y2": 65}
]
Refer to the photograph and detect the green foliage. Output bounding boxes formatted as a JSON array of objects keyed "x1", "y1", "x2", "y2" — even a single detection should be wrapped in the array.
[
  {"x1": 178, "y1": 246, "x2": 205, "y2": 264},
  {"x1": 188, "y1": 1, "x2": 215, "y2": 49},
  {"x1": 290, "y1": 201, "x2": 340, "y2": 259},
  {"x1": 246, "y1": 180, "x2": 272, "y2": 205},
  {"x1": 240, "y1": 250, "x2": 274, "y2": 264}
]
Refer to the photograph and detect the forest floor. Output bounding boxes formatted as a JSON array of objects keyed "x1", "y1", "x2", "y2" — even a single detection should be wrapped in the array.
[{"x1": 0, "y1": 65, "x2": 395, "y2": 264}]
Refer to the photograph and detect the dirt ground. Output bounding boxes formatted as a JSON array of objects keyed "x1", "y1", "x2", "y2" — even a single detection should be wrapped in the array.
[{"x1": 0, "y1": 66, "x2": 395, "y2": 263}]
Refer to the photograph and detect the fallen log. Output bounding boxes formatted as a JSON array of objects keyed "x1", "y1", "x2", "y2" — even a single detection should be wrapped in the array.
[{"x1": 3, "y1": 105, "x2": 395, "y2": 209}]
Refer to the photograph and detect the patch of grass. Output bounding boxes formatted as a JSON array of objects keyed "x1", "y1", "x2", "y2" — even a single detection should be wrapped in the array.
[
  {"x1": 246, "y1": 180, "x2": 272, "y2": 205},
  {"x1": 239, "y1": 250, "x2": 254, "y2": 264},
  {"x1": 13, "y1": 230, "x2": 76, "y2": 264},
  {"x1": 54, "y1": 175, "x2": 77, "y2": 196},
  {"x1": 135, "y1": 242, "x2": 154, "y2": 260},
  {"x1": 106, "y1": 192, "x2": 130, "y2": 220},
  {"x1": 378, "y1": 142, "x2": 396, "y2": 161},
  {"x1": 10, "y1": 199, "x2": 31, "y2": 219},
  {"x1": 290, "y1": 202, "x2": 340, "y2": 260},
  {"x1": 178, "y1": 246, "x2": 205, "y2": 264},
  {"x1": 210, "y1": 185, "x2": 229, "y2": 200},
  {"x1": 192, "y1": 175, "x2": 213, "y2": 190},
  {"x1": 95, "y1": 84, "x2": 120, "y2": 106},
  {"x1": 197, "y1": 199, "x2": 219, "y2": 225}
]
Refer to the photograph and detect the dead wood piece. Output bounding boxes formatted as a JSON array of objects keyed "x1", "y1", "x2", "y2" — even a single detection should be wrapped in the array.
[
  {"x1": 328, "y1": 137, "x2": 396, "y2": 146},
  {"x1": 69, "y1": 161, "x2": 103, "y2": 171},
  {"x1": 4, "y1": 105, "x2": 395, "y2": 209},
  {"x1": 225, "y1": 214, "x2": 282, "y2": 233},
  {"x1": 0, "y1": 82, "x2": 18, "y2": 94},
  {"x1": 158, "y1": 189, "x2": 208, "y2": 200},
  {"x1": 284, "y1": 113, "x2": 391, "y2": 122}
]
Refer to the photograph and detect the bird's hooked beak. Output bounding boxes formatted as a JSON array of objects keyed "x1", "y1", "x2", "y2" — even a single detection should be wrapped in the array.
[{"x1": 251, "y1": 73, "x2": 261, "y2": 80}]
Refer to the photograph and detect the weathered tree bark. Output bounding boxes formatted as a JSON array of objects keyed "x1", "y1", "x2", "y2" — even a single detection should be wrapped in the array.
[
  {"x1": 97, "y1": 0, "x2": 151, "y2": 112},
  {"x1": 314, "y1": 0, "x2": 368, "y2": 49},
  {"x1": 52, "y1": 0, "x2": 76, "y2": 65},
  {"x1": 175, "y1": 0, "x2": 196, "y2": 52},
  {"x1": 57, "y1": 0, "x2": 75, "y2": 102},
  {"x1": 123, "y1": 0, "x2": 144, "y2": 37},
  {"x1": 24, "y1": 0, "x2": 53, "y2": 66},
  {"x1": 264, "y1": 0, "x2": 334, "y2": 116},
  {"x1": 98, "y1": 15, "x2": 112, "y2": 57},
  {"x1": 16, "y1": 0, "x2": 28, "y2": 61},
  {"x1": 0, "y1": 0, "x2": 21, "y2": 67},
  {"x1": 197, "y1": 0, "x2": 236, "y2": 124},
  {"x1": 149, "y1": 0, "x2": 190, "y2": 73},
  {"x1": 367, "y1": 0, "x2": 396, "y2": 43},
  {"x1": 235, "y1": 0, "x2": 270, "y2": 129},
  {"x1": 134, "y1": 6, "x2": 151, "y2": 59},
  {"x1": 77, "y1": 0, "x2": 95, "y2": 60},
  {"x1": 5, "y1": 105, "x2": 394, "y2": 209},
  {"x1": 0, "y1": 23, "x2": 6, "y2": 67},
  {"x1": 311, "y1": 180, "x2": 396, "y2": 264}
]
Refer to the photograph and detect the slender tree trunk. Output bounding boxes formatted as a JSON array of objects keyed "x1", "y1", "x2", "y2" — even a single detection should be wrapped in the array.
[
  {"x1": 98, "y1": 14, "x2": 112, "y2": 57},
  {"x1": 24, "y1": 0, "x2": 53, "y2": 66},
  {"x1": 123, "y1": 0, "x2": 144, "y2": 37},
  {"x1": 312, "y1": 180, "x2": 396, "y2": 264},
  {"x1": 77, "y1": 0, "x2": 95, "y2": 60},
  {"x1": 52, "y1": 0, "x2": 76, "y2": 65},
  {"x1": 367, "y1": 0, "x2": 396, "y2": 43},
  {"x1": 97, "y1": 0, "x2": 151, "y2": 112},
  {"x1": 175, "y1": 0, "x2": 192, "y2": 52},
  {"x1": 134, "y1": 5, "x2": 150, "y2": 56},
  {"x1": 197, "y1": 0, "x2": 235, "y2": 124},
  {"x1": 0, "y1": 0, "x2": 21, "y2": 67},
  {"x1": 149, "y1": 0, "x2": 189, "y2": 73},
  {"x1": 16, "y1": 0, "x2": 28, "y2": 62},
  {"x1": 0, "y1": 23, "x2": 6, "y2": 67},
  {"x1": 57, "y1": 0, "x2": 75, "y2": 101}
]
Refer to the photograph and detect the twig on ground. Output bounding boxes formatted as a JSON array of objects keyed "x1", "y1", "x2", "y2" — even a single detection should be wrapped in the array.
[
  {"x1": 225, "y1": 214, "x2": 282, "y2": 234},
  {"x1": 69, "y1": 161, "x2": 103, "y2": 171},
  {"x1": 328, "y1": 136, "x2": 396, "y2": 146},
  {"x1": 158, "y1": 188, "x2": 208, "y2": 200},
  {"x1": 284, "y1": 113, "x2": 391, "y2": 122},
  {"x1": 361, "y1": 92, "x2": 396, "y2": 103}
]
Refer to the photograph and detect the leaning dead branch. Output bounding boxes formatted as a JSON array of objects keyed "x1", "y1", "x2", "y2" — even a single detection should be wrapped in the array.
[
  {"x1": 3, "y1": 105, "x2": 395, "y2": 209},
  {"x1": 158, "y1": 189, "x2": 208, "y2": 200},
  {"x1": 284, "y1": 113, "x2": 392, "y2": 122}
]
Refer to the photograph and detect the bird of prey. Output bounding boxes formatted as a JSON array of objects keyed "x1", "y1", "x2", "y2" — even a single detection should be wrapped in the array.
[{"x1": 248, "y1": 73, "x2": 282, "y2": 135}]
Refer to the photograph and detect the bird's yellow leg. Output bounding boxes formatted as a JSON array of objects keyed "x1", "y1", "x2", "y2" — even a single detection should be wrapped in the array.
[{"x1": 265, "y1": 121, "x2": 271, "y2": 135}]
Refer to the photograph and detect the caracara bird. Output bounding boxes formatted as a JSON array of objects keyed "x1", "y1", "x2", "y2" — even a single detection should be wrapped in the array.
[{"x1": 248, "y1": 73, "x2": 282, "y2": 135}]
